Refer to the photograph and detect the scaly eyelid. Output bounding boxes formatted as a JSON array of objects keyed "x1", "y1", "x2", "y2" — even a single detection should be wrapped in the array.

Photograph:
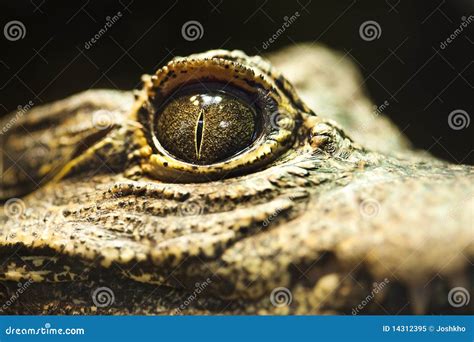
[{"x1": 129, "y1": 50, "x2": 304, "y2": 183}]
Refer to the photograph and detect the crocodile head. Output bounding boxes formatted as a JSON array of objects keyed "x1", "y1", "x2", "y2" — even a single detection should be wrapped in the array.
[{"x1": 0, "y1": 45, "x2": 472, "y2": 315}]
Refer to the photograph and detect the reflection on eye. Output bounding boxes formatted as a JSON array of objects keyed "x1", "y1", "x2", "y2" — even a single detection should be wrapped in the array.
[{"x1": 156, "y1": 85, "x2": 259, "y2": 165}]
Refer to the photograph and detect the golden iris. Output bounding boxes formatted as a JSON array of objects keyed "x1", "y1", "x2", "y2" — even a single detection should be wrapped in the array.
[{"x1": 156, "y1": 89, "x2": 258, "y2": 165}]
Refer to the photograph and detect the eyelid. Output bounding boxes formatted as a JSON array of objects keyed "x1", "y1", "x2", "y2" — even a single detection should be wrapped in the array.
[{"x1": 130, "y1": 51, "x2": 303, "y2": 182}]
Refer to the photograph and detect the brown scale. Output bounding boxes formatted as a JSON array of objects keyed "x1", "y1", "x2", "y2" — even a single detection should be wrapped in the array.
[{"x1": 0, "y1": 47, "x2": 472, "y2": 315}]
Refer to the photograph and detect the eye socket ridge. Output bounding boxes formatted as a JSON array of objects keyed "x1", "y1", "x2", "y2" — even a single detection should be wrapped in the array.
[{"x1": 132, "y1": 51, "x2": 301, "y2": 182}]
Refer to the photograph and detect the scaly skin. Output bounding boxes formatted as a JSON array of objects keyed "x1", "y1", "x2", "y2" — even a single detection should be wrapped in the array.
[{"x1": 0, "y1": 45, "x2": 472, "y2": 315}]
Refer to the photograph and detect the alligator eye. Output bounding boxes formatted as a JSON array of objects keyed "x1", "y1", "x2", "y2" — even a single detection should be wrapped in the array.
[
  {"x1": 156, "y1": 85, "x2": 258, "y2": 165},
  {"x1": 133, "y1": 50, "x2": 311, "y2": 182}
]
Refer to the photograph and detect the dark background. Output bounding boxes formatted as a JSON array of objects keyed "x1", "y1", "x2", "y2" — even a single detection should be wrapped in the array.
[{"x1": 0, "y1": 0, "x2": 473, "y2": 164}]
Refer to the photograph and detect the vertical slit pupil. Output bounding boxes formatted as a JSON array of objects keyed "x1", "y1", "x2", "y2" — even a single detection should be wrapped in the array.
[
  {"x1": 156, "y1": 88, "x2": 258, "y2": 165},
  {"x1": 195, "y1": 110, "x2": 204, "y2": 159}
]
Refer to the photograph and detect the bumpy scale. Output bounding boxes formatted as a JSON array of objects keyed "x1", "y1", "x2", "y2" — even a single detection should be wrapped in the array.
[{"x1": 0, "y1": 45, "x2": 472, "y2": 315}]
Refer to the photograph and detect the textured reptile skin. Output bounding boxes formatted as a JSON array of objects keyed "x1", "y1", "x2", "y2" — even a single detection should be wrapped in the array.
[{"x1": 0, "y1": 45, "x2": 472, "y2": 315}]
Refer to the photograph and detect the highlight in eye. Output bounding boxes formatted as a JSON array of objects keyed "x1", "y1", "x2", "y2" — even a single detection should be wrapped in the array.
[{"x1": 155, "y1": 87, "x2": 258, "y2": 165}]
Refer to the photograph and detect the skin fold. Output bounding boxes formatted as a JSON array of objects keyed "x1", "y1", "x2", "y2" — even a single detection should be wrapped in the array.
[{"x1": 0, "y1": 44, "x2": 472, "y2": 315}]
